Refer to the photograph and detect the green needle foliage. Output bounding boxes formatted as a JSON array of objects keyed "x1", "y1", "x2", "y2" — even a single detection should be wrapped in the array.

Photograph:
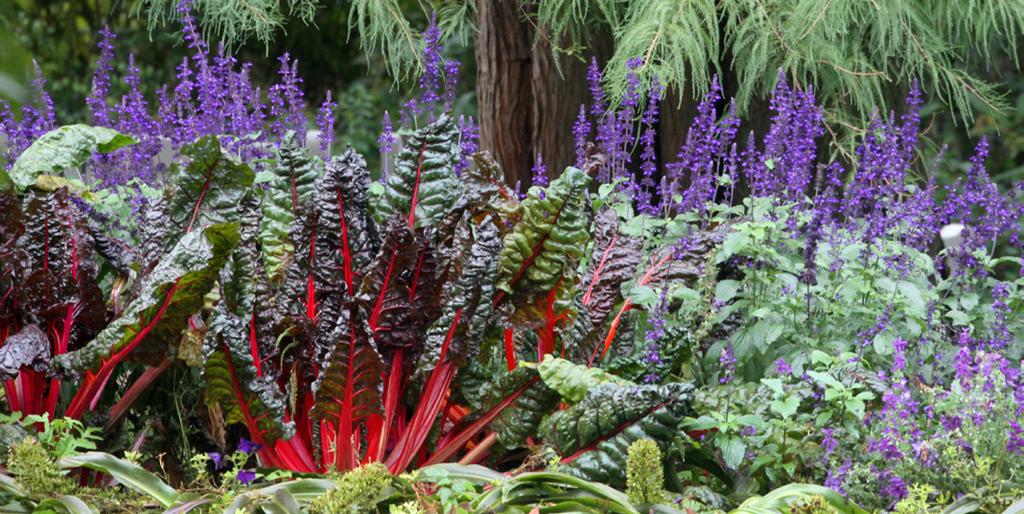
[
  {"x1": 544, "y1": 0, "x2": 1024, "y2": 123},
  {"x1": 136, "y1": 0, "x2": 1024, "y2": 129}
]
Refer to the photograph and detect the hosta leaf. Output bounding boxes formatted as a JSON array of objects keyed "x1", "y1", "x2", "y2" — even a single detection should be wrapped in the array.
[
  {"x1": 579, "y1": 208, "x2": 642, "y2": 325},
  {"x1": 536, "y1": 355, "x2": 629, "y2": 402},
  {"x1": 202, "y1": 304, "x2": 294, "y2": 446},
  {"x1": 540, "y1": 382, "x2": 695, "y2": 487},
  {"x1": 165, "y1": 136, "x2": 254, "y2": 246},
  {"x1": 259, "y1": 132, "x2": 323, "y2": 279},
  {"x1": 496, "y1": 166, "x2": 591, "y2": 308},
  {"x1": 379, "y1": 114, "x2": 462, "y2": 228},
  {"x1": 9, "y1": 125, "x2": 136, "y2": 190},
  {"x1": 311, "y1": 302, "x2": 383, "y2": 469},
  {"x1": 56, "y1": 222, "x2": 239, "y2": 374},
  {"x1": 0, "y1": 324, "x2": 50, "y2": 379}
]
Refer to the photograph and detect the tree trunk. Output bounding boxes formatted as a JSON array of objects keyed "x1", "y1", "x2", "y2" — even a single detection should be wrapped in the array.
[
  {"x1": 475, "y1": 0, "x2": 535, "y2": 189},
  {"x1": 530, "y1": 29, "x2": 591, "y2": 176}
]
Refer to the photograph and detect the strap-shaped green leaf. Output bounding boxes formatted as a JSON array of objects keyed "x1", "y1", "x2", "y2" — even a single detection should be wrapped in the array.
[
  {"x1": 59, "y1": 452, "x2": 178, "y2": 508},
  {"x1": 379, "y1": 114, "x2": 462, "y2": 228}
]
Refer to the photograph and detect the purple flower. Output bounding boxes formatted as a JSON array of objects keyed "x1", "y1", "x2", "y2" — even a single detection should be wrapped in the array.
[
  {"x1": 719, "y1": 344, "x2": 736, "y2": 384},
  {"x1": 774, "y1": 358, "x2": 792, "y2": 375},
  {"x1": 1008, "y1": 421, "x2": 1024, "y2": 454},
  {"x1": 237, "y1": 438, "x2": 261, "y2": 454},
  {"x1": 87, "y1": 27, "x2": 117, "y2": 126},
  {"x1": 892, "y1": 338, "x2": 907, "y2": 373},
  {"x1": 824, "y1": 459, "x2": 851, "y2": 496},
  {"x1": 454, "y1": 115, "x2": 478, "y2": 176},
  {"x1": 667, "y1": 76, "x2": 739, "y2": 216},
  {"x1": 531, "y1": 153, "x2": 549, "y2": 188},
  {"x1": 572, "y1": 104, "x2": 591, "y2": 168},
  {"x1": 940, "y1": 415, "x2": 962, "y2": 432},
  {"x1": 378, "y1": 111, "x2": 396, "y2": 154},
  {"x1": 954, "y1": 344, "x2": 974, "y2": 388},
  {"x1": 877, "y1": 470, "x2": 908, "y2": 501},
  {"x1": 821, "y1": 428, "x2": 838, "y2": 455},
  {"x1": 316, "y1": 91, "x2": 336, "y2": 157},
  {"x1": 208, "y1": 452, "x2": 223, "y2": 469},
  {"x1": 236, "y1": 469, "x2": 256, "y2": 485},
  {"x1": 741, "y1": 425, "x2": 758, "y2": 437}
]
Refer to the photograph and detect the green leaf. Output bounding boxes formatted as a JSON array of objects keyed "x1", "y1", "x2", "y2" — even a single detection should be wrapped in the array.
[
  {"x1": 9, "y1": 125, "x2": 136, "y2": 190},
  {"x1": 770, "y1": 396, "x2": 800, "y2": 418},
  {"x1": 59, "y1": 452, "x2": 178, "y2": 508},
  {"x1": 497, "y1": 166, "x2": 591, "y2": 301},
  {"x1": 35, "y1": 496, "x2": 95, "y2": 514},
  {"x1": 258, "y1": 132, "x2": 324, "y2": 279},
  {"x1": 760, "y1": 378, "x2": 784, "y2": 396},
  {"x1": 536, "y1": 355, "x2": 630, "y2": 402},
  {"x1": 56, "y1": 223, "x2": 239, "y2": 374},
  {"x1": 719, "y1": 436, "x2": 746, "y2": 469},
  {"x1": 164, "y1": 136, "x2": 254, "y2": 249},
  {"x1": 715, "y1": 279, "x2": 741, "y2": 302},
  {"x1": 730, "y1": 483, "x2": 868, "y2": 514},
  {"x1": 540, "y1": 382, "x2": 693, "y2": 488},
  {"x1": 379, "y1": 114, "x2": 462, "y2": 228}
]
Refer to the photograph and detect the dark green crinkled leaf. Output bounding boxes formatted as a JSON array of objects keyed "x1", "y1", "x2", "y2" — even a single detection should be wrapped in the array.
[
  {"x1": 15, "y1": 189, "x2": 106, "y2": 347},
  {"x1": 483, "y1": 366, "x2": 560, "y2": 450},
  {"x1": 139, "y1": 194, "x2": 170, "y2": 273},
  {"x1": 647, "y1": 222, "x2": 734, "y2": 285},
  {"x1": 0, "y1": 185, "x2": 22, "y2": 323},
  {"x1": 416, "y1": 216, "x2": 501, "y2": 377},
  {"x1": 536, "y1": 355, "x2": 629, "y2": 402},
  {"x1": 202, "y1": 304, "x2": 294, "y2": 444},
  {"x1": 358, "y1": 217, "x2": 423, "y2": 352},
  {"x1": 55, "y1": 222, "x2": 239, "y2": 372},
  {"x1": 259, "y1": 132, "x2": 323, "y2": 279},
  {"x1": 0, "y1": 324, "x2": 50, "y2": 379},
  {"x1": 165, "y1": 136, "x2": 253, "y2": 246},
  {"x1": 86, "y1": 216, "x2": 137, "y2": 277},
  {"x1": 579, "y1": 208, "x2": 642, "y2": 325},
  {"x1": 311, "y1": 303, "x2": 383, "y2": 429},
  {"x1": 9, "y1": 125, "x2": 136, "y2": 190},
  {"x1": 379, "y1": 114, "x2": 462, "y2": 228},
  {"x1": 496, "y1": 166, "x2": 591, "y2": 313},
  {"x1": 540, "y1": 382, "x2": 694, "y2": 488},
  {"x1": 316, "y1": 148, "x2": 379, "y2": 293}
]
